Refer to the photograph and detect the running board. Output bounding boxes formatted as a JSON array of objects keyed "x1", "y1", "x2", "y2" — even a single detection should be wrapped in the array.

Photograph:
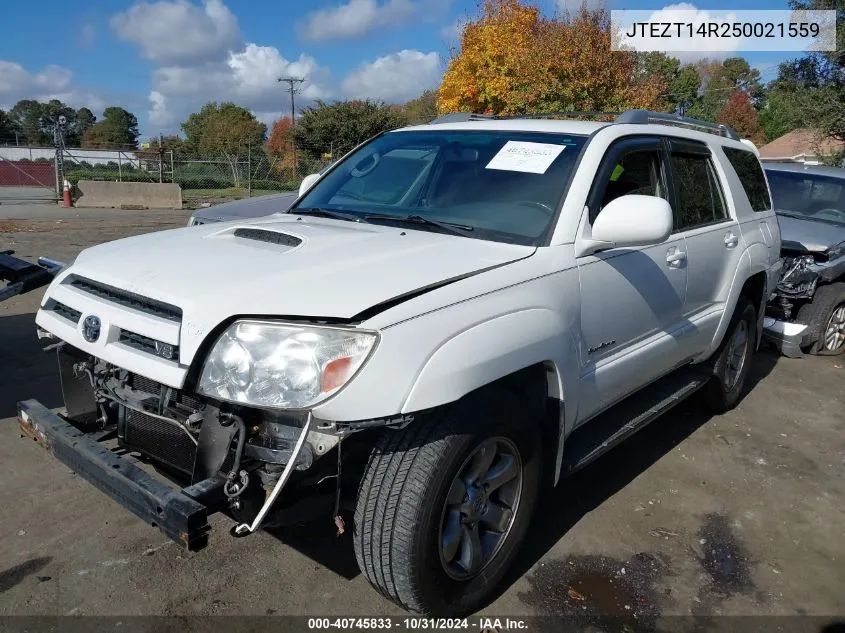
[{"x1": 561, "y1": 367, "x2": 710, "y2": 476}]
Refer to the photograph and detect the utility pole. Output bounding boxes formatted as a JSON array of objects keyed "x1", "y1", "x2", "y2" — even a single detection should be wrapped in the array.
[{"x1": 277, "y1": 76, "x2": 305, "y2": 179}]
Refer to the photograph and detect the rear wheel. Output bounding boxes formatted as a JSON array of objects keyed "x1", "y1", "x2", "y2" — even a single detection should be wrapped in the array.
[
  {"x1": 706, "y1": 297, "x2": 756, "y2": 413},
  {"x1": 796, "y1": 283, "x2": 845, "y2": 356},
  {"x1": 353, "y1": 390, "x2": 542, "y2": 616}
]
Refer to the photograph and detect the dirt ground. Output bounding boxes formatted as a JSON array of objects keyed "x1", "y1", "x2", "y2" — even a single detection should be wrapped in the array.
[{"x1": 1, "y1": 205, "x2": 843, "y2": 628}]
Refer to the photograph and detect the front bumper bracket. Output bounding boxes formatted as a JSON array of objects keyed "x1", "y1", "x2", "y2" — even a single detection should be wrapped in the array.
[
  {"x1": 762, "y1": 317, "x2": 808, "y2": 358},
  {"x1": 17, "y1": 399, "x2": 213, "y2": 551}
]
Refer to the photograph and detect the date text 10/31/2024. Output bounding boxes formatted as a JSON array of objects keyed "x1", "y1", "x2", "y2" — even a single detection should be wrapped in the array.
[{"x1": 307, "y1": 618, "x2": 529, "y2": 631}]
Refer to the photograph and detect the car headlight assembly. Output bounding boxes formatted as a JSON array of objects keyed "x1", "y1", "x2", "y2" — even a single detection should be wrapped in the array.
[{"x1": 198, "y1": 321, "x2": 377, "y2": 408}]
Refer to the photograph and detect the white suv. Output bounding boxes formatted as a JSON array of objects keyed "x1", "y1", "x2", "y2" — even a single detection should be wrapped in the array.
[{"x1": 19, "y1": 110, "x2": 781, "y2": 616}]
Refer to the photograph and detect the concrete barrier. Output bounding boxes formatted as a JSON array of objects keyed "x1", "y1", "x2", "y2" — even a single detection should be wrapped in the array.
[{"x1": 76, "y1": 180, "x2": 182, "y2": 210}]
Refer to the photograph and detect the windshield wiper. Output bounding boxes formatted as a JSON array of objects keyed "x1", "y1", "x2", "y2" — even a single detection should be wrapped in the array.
[
  {"x1": 293, "y1": 207, "x2": 367, "y2": 223},
  {"x1": 363, "y1": 213, "x2": 474, "y2": 237}
]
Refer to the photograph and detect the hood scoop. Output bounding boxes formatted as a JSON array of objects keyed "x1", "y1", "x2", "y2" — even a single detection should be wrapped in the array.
[{"x1": 233, "y1": 227, "x2": 302, "y2": 247}]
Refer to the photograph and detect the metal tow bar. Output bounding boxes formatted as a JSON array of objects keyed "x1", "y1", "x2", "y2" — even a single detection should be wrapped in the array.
[
  {"x1": 232, "y1": 412, "x2": 314, "y2": 536},
  {"x1": 0, "y1": 252, "x2": 65, "y2": 303}
]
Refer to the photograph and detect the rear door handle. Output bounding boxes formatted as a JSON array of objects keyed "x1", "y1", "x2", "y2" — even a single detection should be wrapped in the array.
[
  {"x1": 725, "y1": 231, "x2": 739, "y2": 248},
  {"x1": 666, "y1": 247, "x2": 686, "y2": 267}
]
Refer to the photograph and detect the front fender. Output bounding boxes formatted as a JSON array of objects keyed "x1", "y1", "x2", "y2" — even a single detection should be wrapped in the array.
[{"x1": 401, "y1": 308, "x2": 569, "y2": 413}]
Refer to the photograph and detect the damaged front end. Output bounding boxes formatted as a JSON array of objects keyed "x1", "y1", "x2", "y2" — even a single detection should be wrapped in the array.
[
  {"x1": 764, "y1": 244, "x2": 845, "y2": 356},
  {"x1": 18, "y1": 341, "x2": 402, "y2": 550}
]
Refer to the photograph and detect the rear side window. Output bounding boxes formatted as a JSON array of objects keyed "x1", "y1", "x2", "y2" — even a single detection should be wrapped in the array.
[
  {"x1": 672, "y1": 153, "x2": 728, "y2": 229},
  {"x1": 723, "y1": 147, "x2": 772, "y2": 212}
]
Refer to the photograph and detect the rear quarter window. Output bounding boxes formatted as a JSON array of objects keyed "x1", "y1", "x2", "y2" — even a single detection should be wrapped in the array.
[{"x1": 722, "y1": 147, "x2": 772, "y2": 213}]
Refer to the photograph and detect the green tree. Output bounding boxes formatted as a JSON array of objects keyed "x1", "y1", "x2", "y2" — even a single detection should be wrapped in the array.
[
  {"x1": 293, "y1": 100, "x2": 408, "y2": 159},
  {"x1": 635, "y1": 53, "x2": 702, "y2": 113},
  {"x1": 402, "y1": 90, "x2": 439, "y2": 124},
  {"x1": 759, "y1": 88, "x2": 804, "y2": 141},
  {"x1": 10, "y1": 100, "x2": 49, "y2": 145},
  {"x1": 81, "y1": 107, "x2": 140, "y2": 149},
  {"x1": 0, "y1": 109, "x2": 19, "y2": 144},
  {"x1": 75, "y1": 107, "x2": 96, "y2": 138},
  {"x1": 774, "y1": 0, "x2": 845, "y2": 143},
  {"x1": 181, "y1": 102, "x2": 267, "y2": 186}
]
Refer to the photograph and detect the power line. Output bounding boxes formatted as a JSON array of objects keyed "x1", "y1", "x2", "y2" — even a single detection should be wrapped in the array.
[{"x1": 278, "y1": 76, "x2": 305, "y2": 178}]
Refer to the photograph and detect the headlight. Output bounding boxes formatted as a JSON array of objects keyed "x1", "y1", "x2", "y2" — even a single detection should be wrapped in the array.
[{"x1": 198, "y1": 321, "x2": 378, "y2": 408}]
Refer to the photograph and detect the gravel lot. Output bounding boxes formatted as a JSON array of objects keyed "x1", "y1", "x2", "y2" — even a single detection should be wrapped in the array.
[{"x1": 1, "y1": 205, "x2": 844, "y2": 626}]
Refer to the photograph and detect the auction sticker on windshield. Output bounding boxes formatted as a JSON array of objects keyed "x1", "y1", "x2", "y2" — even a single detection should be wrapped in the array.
[{"x1": 485, "y1": 141, "x2": 565, "y2": 174}]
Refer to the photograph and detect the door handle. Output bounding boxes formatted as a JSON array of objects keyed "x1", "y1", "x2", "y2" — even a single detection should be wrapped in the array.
[
  {"x1": 666, "y1": 247, "x2": 686, "y2": 267},
  {"x1": 725, "y1": 231, "x2": 739, "y2": 248}
]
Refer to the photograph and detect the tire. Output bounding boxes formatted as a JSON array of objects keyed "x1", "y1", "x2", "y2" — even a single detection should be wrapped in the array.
[
  {"x1": 353, "y1": 389, "x2": 542, "y2": 616},
  {"x1": 795, "y1": 282, "x2": 845, "y2": 356},
  {"x1": 705, "y1": 296, "x2": 757, "y2": 414}
]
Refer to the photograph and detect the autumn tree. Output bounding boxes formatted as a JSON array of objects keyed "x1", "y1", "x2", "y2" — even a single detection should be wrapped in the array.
[
  {"x1": 265, "y1": 116, "x2": 295, "y2": 174},
  {"x1": 717, "y1": 91, "x2": 765, "y2": 145},
  {"x1": 438, "y1": 0, "x2": 664, "y2": 116}
]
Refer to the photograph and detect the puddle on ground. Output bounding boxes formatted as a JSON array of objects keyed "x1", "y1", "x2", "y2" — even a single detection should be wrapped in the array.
[
  {"x1": 519, "y1": 552, "x2": 669, "y2": 632},
  {"x1": 696, "y1": 513, "x2": 753, "y2": 596}
]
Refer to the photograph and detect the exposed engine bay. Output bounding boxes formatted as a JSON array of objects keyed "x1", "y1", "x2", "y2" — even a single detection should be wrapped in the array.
[
  {"x1": 51, "y1": 341, "x2": 378, "y2": 534},
  {"x1": 769, "y1": 246, "x2": 845, "y2": 321}
]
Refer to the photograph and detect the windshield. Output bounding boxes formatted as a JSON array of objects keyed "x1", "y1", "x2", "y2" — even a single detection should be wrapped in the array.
[
  {"x1": 766, "y1": 169, "x2": 845, "y2": 225},
  {"x1": 293, "y1": 129, "x2": 588, "y2": 245}
]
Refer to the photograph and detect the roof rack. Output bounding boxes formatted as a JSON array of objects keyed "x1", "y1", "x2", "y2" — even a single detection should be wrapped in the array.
[
  {"x1": 615, "y1": 110, "x2": 740, "y2": 141},
  {"x1": 429, "y1": 108, "x2": 741, "y2": 141}
]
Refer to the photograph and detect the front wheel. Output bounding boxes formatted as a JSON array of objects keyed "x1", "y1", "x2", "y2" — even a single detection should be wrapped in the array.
[
  {"x1": 796, "y1": 283, "x2": 845, "y2": 356},
  {"x1": 705, "y1": 296, "x2": 757, "y2": 414},
  {"x1": 353, "y1": 390, "x2": 542, "y2": 615}
]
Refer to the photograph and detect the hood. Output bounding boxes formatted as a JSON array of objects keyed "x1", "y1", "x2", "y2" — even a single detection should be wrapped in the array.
[
  {"x1": 776, "y1": 213, "x2": 845, "y2": 255},
  {"x1": 63, "y1": 215, "x2": 534, "y2": 358},
  {"x1": 194, "y1": 192, "x2": 299, "y2": 222}
]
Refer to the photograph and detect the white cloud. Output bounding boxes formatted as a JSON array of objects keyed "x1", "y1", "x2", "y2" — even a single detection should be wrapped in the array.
[
  {"x1": 299, "y1": 0, "x2": 450, "y2": 42},
  {"x1": 112, "y1": 0, "x2": 241, "y2": 65},
  {"x1": 147, "y1": 45, "x2": 332, "y2": 129},
  {"x1": 341, "y1": 50, "x2": 441, "y2": 102},
  {"x1": 77, "y1": 23, "x2": 96, "y2": 49},
  {"x1": 0, "y1": 61, "x2": 106, "y2": 112}
]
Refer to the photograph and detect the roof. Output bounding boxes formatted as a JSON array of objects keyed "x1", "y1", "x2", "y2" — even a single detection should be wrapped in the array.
[
  {"x1": 758, "y1": 129, "x2": 845, "y2": 161},
  {"x1": 763, "y1": 162, "x2": 845, "y2": 179}
]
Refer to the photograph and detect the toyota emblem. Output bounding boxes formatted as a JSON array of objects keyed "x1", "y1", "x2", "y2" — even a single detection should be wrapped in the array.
[{"x1": 82, "y1": 315, "x2": 102, "y2": 342}]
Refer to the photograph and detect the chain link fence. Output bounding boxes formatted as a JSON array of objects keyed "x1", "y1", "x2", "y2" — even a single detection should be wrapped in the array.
[{"x1": 51, "y1": 139, "x2": 342, "y2": 207}]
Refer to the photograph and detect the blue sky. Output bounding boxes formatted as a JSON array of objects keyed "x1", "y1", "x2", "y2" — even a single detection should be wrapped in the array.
[{"x1": 0, "y1": 0, "x2": 797, "y2": 140}]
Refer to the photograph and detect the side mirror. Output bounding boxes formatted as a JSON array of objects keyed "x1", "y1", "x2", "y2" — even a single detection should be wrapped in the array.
[
  {"x1": 589, "y1": 195, "x2": 673, "y2": 251},
  {"x1": 299, "y1": 173, "x2": 321, "y2": 197}
]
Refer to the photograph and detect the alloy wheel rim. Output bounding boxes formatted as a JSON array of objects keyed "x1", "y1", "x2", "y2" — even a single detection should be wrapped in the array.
[
  {"x1": 438, "y1": 437, "x2": 523, "y2": 581},
  {"x1": 823, "y1": 304, "x2": 845, "y2": 351},
  {"x1": 724, "y1": 320, "x2": 749, "y2": 390}
]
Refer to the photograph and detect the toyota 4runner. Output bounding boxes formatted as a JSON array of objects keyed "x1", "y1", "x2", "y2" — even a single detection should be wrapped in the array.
[{"x1": 16, "y1": 109, "x2": 782, "y2": 616}]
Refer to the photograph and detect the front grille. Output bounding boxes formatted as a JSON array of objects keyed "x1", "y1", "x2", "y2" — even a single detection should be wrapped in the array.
[
  {"x1": 119, "y1": 329, "x2": 179, "y2": 361},
  {"x1": 68, "y1": 276, "x2": 182, "y2": 322},
  {"x1": 46, "y1": 299, "x2": 81, "y2": 324},
  {"x1": 124, "y1": 409, "x2": 197, "y2": 474}
]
